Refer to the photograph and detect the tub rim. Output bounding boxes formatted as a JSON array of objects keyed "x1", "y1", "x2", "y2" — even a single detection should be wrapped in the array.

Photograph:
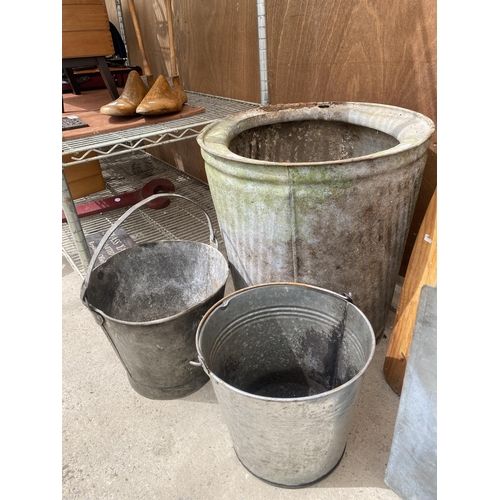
[
  {"x1": 197, "y1": 101, "x2": 435, "y2": 167},
  {"x1": 82, "y1": 240, "x2": 230, "y2": 326},
  {"x1": 195, "y1": 281, "x2": 377, "y2": 403}
]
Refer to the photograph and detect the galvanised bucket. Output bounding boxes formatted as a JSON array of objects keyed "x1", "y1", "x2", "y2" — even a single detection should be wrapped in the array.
[
  {"x1": 195, "y1": 282, "x2": 376, "y2": 488},
  {"x1": 80, "y1": 193, "x2": 229, "y2": 400},
  {"x1": 197, "y1": 102, "x2": 435, "y2": 339}
]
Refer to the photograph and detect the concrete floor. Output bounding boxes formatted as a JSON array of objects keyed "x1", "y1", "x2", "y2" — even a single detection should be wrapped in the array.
[{"x1": 62, "y1": 255, "x2": 403, "y2": 499}]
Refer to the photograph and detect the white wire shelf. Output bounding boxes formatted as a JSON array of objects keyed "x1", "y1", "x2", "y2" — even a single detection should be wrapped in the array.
[
  {"x1": 62, "y1": 151, "x2": 226, "y2": 278},
  {"x1": 62, "y1": 91, "x2": 259, "y2": 166},
  {"x1": 62, "y1": 91, "x2": 259, "y2": 269}
]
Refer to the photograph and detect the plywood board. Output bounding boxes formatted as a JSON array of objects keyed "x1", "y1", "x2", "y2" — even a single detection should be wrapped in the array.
[
  {"x1": 62, "y1": 89, "x2": 205, "y2": 140},
  {"x1": 104, "y1": 0, "x2": 261, "y2": 103},
  {"x1": 265, "y1": 1, "x2": 436, "y2": 112},
  {"x1": 172, "y1": 0, "x2": 261, "y2": 101}
]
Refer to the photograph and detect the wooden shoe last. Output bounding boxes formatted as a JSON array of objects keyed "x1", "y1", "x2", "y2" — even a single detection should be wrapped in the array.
[
  {"x1": 100, "y1": 70, "x2": 149, "y2": 116},
  {"x1": 136, "y1": 75, "x2": 183, "y2": 116}
]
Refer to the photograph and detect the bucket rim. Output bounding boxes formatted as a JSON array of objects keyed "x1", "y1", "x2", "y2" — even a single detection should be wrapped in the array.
[
  {"x1": 196, "y1": 101, "x2": 435, "y2": 167},
  {"x1": 82, "y1": 240, "x2": 230, "y2": 326},
  {"x1": 195, "y1": 281, "x2": 377, "y2": 402}
]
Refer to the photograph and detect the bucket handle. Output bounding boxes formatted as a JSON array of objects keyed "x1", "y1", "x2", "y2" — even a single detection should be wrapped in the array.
[{"x1": 81, "y1": 193, "x2": 219, "y2": 302}]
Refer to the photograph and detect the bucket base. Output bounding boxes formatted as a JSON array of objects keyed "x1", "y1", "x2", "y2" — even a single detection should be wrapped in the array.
[
  {"x1": 234, "y1": 444, "x2": 346, "y2": 489},
  {"x1": 127, "y1": 372, "x2": 209, "y2": 400}
]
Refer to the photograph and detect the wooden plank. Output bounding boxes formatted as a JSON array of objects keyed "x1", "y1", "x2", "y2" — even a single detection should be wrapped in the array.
[
  {"x1": 62, "y1": 103, "x2": 205, "y2": 140},
  {"x1": 63, "y1": 2, "x2": 113, "y2": 58},
  {"x1": 62, "y1": 89, "x2": 205, "y2": 141},
  {"x1": 63, "y1": 153, "x2": 106, "y2": 199},
  {"x1": 63, "y1": 0, "x2": 106, "y2": 5},
  {"x1": 62, "y1": 5, "x2": 111, "y2": 32},
  {"x1": 400, "y1": 149, "x2": 437, "y2": 275},
  {"x1": 383, "y1": 189, "x2": 437, "y2": 395},
  {"x1": 62, "y1": 32, "x2": 115, "y2": 58}
]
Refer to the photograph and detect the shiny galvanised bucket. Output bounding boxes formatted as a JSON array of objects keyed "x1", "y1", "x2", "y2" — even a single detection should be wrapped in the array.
[
  {"x1": 197, "y1": 102, "x2": 435, "y2": 339},
  {"x1": 80, "y1": 193, "x2": 229, "y2": 400},
  {"x1": 195, "y1": 282, "x2": 376, "y2": 487}
]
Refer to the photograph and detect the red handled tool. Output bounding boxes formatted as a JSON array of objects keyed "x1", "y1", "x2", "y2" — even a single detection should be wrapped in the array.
[{"x1": 62, "y1": 178, "x2": 175, "y2": 223}]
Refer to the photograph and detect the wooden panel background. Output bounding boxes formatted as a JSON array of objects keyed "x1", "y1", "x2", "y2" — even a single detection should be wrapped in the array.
[{"x1": 103, "y1": 0, "x2": 436, "y2": 274}]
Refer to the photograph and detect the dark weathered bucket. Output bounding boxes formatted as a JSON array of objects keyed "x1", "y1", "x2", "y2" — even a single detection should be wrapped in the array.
[
  {"x1": 197, "y1": 102, "x2": 435, "y2": 339},
  {"x1": 195, "y1": 282, "x2": 376, "y2": 487},
  {"x1": 80, "y1": 193, "x2": 229, "y2": 400}
]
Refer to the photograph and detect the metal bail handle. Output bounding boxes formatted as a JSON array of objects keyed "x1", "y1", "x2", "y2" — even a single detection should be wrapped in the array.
[
  {"x1": 341, "y1": 292, "x2": 354, "y2": 304},
  {"x1": 80, "y1": 192, "x2": 219, "y2": 303},
  {"x1": 190, "y1": 357, "x2": 210, "y2": 377}
]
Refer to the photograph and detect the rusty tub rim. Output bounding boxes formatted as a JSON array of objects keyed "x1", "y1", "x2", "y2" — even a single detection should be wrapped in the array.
[
  {"x1": 196, "y1": 101, "x2": 436, "y2": 167},
  {"x1": 195, "y1": 281, "x2": 377, "y2": 403}
]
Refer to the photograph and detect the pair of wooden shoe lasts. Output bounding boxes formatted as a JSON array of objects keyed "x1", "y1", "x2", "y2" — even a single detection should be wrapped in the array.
[{"x1": 100, "y1": 70, "x2": 187, "y2": 116}]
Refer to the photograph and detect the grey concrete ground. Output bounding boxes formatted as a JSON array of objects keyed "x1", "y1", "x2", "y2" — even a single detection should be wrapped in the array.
[{"x1": 62, "y1": 256, "x2": 403, "y2": 499}]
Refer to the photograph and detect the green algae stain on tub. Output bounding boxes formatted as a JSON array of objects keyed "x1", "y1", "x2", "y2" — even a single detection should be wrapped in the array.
[{"x1": 197, "y1": 102, "x2": 434, "y2": 339}]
